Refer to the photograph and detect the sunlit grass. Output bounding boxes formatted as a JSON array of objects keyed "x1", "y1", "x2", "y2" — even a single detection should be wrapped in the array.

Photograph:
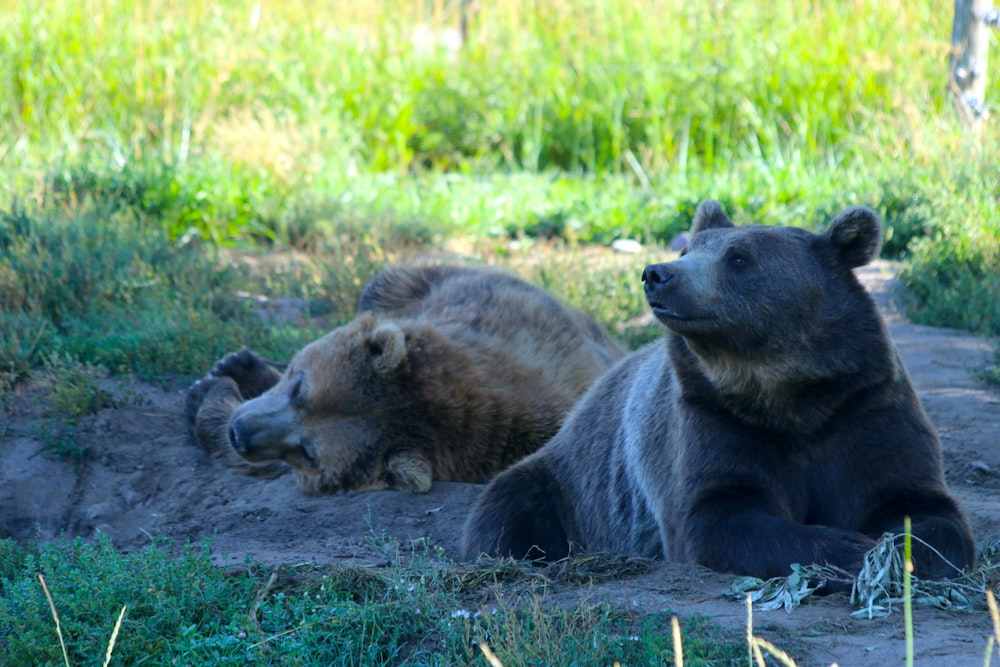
[{"x1": 2, "y1": 1, "x2": 996, "y2": 355}]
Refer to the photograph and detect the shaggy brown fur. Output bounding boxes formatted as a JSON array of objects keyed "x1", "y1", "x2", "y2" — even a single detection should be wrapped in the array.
[
  {"x1": 462, "y1": 202, "x2": 976, "y2": 583},
  {"x1": 186, "y1": 264, "x2": 625, "y2": 494}
]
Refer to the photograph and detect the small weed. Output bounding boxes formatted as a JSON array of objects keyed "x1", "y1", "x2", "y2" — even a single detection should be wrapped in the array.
[
  {"x1": 976, "y1": 350, "x2": 1000, "y2": 385},
  {"x1": 0, "y1": 311, "x2": 57, "y2": 387},
  {"x1": 33, "y1": 419, "x2": 86, "y2": 465},
  {"x1": 22, "y1": 358, "x2": 115, "y2": 464},
  {"x1": 45, "y1": 358, "x2": 115, "y2": 420}
]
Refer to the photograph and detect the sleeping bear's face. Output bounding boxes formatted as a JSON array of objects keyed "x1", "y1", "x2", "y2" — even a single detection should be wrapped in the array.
[
  {"x1": 641, "y1": 203, "x2": 883, "y2": 359},
  {"x1": 225, "y1": 313, "x2": 416, "y2": 492}
]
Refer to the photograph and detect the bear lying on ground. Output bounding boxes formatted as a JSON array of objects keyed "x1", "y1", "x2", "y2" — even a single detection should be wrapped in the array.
[
  {"x1": 462, "y1": 202, "x2": 976, "y2": 582},
  {"x1": 186, "y1": 263, "x2": 625, "y2": 494}
]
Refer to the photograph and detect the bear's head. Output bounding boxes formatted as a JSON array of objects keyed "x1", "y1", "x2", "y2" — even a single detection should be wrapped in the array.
[
  {"x1": 641, "y1": 200, "x2": 884, "y2": 390},
  {"x1": 225, "y1": 312, "x2": 431, "y2": 493}
]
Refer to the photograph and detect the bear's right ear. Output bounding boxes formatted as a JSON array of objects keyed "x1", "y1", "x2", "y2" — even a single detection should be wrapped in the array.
[
  {"x1": 367, "y1": 322, "x2": 408, "y2": 377},
  {"x1": 824, "y1": 206, "x2": 883, "y2": 269},
  {"x1": 690, "y1": 200, "x2": 734, "y2": 234}
]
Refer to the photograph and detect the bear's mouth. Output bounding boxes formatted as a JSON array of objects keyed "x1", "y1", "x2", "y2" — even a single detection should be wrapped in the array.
[
  {"x1": 280, "y1": 440, "x2": 319, "y2": 470},
  {"x1": 647, "y1": 299, "x2": 690, "y2": 320},
  {"x1": 646, "y1": 299, "x2": 713, "y2": 323}
]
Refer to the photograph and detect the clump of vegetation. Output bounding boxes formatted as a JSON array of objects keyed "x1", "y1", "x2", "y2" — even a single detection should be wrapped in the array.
[
  {"x1": 901, "y1": 215, "x2": 1000, "y2": 339},
  {"x1": 0, "y1": 202, "x2": 257, "y2": 381},
  {"x1": 0, "y1": 311, "x2": 54, "y2": 387},
  {"x1": 896, "y1": 167, "x2": 1000, "y2": 385},
  {"x1": 0, "y1": 537, "x2": 748, "y2": 665},
  {"x1": 0, "y1": 538, "x2": 256, "y2": 665},
  {"x1": 29, "y1": 357, "x2": 116, "y2": 463},
  {"x1": 44, "y1": 359, "x2": 115, "y2": 420},
  {"x1": 0, "y1": 197, "x2": 440, "y2": 388}
]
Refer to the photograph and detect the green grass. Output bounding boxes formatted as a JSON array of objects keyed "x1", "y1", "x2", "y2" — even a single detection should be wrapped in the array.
[
  {"x1": 0, "y1": 537, "x2": 748, "y2": 666},
  {"x1": 0, "y1": 194, "x2": 444, "y2": 383},
  {"x1": 1, "y1": 1, "x2": 996, "y2": 372},
  {"x1": 1, "y1": 0, "x2": 986, "y2": 175}
]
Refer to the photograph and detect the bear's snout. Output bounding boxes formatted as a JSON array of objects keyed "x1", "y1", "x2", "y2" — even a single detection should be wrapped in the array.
[
  {"x1": 642, "y1": 263, "x2": 679, "y2": 308},
  {"x1": 642, "y1": 261, "x2": 709, "y2": 325},
  {"x1": 641, "y1": 263, "x2": 675, "y2": 288},
  {"x1": 224, "y1": 396, "x2": 304, "y2": 463}
]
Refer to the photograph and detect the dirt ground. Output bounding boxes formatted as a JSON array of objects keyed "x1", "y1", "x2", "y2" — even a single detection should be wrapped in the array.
[{"x1": 1, "y1": 262, "x2": 998, "y2": 666}]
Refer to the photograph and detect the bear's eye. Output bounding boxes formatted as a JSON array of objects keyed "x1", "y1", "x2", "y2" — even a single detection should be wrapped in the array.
[
  {"x1": 287, "y1": 373, "x2": 308, "y2": 409},
  {"x1": 726, "y1": 251, "x2": 751, "y2": 270}
]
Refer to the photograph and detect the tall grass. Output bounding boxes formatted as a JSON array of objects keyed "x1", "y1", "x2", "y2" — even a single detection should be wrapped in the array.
[
  {"x1": 1, "y1": 0, "x2": 980, "y2": 173},
  {"x1": 3, "y1": 1, "x2": 992, "y2": 194},
  {"x1": 1, "y1": 0, "x2": 998, "y2": 379},
  {"x1": 2, "y1": 0, "x2": 994, "y2": 230}
]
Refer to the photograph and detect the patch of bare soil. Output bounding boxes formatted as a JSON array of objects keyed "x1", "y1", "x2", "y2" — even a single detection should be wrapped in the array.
[{"x1": 1, "y1": 261, "x2": 998, "y2": 666}]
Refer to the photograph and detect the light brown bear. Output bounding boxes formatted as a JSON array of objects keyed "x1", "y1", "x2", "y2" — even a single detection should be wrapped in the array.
[
  {"x1": 186, "y1": 264, "x2": 625, "y2": 494},
  {"x1": 462, "y1": 202, "x2": 976, "y2": 582}
]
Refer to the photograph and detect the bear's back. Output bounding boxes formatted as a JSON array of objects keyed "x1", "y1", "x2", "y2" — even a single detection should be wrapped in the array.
[
  {"x1": 360, "y1": 263, "x2": 625, "y2": 385},
  {"x1": 357, "y1": 263, "x2": 626, "y2": 485}
]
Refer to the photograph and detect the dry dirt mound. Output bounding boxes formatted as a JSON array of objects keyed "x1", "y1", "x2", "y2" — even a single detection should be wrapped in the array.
[{"x1": 2, "y1": 262, "x2": 998, "y2": 666}]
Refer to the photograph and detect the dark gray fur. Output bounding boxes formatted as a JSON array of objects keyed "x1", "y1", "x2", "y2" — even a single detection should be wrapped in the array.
[{"x1": 462, "y1": 201, "x2": 976, "y2": 581}]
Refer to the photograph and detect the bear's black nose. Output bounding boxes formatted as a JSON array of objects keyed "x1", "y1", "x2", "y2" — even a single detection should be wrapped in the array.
[{"x1": 642, "y1": 264, "x2": 673, "y2": 286}]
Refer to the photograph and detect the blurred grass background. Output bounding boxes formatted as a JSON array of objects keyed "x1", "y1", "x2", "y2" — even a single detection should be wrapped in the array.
[{"x1": 0, "y1": 0, "x2": 998, "y2": 384}]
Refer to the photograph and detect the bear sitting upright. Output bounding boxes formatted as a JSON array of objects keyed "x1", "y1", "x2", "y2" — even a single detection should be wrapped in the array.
[
  {"x1": 462, "y1": 201, "x2": 976, "y2": 581},
  {"x1": 186, "y1": 264, "x2": 625, "y2": 494}
]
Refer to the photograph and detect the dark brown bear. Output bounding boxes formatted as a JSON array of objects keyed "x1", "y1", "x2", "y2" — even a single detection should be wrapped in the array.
[
  {"x1": 462, "y1": 202, "x2": 976, "y2": 582},
  {"x1": 186, "y1": 264, "x2": 625, "y2": 494}
]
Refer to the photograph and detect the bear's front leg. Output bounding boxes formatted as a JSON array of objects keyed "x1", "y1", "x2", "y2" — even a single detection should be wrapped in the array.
[
  {"x1": 862, "y1": 499, "x2": 977, "y2": 580},
  {"x1": 901, "y1": 516, "x2": 976, "y2": 579},
  {"x1": 461, "y1": 455, "x2": 574, "y2": 561},
  {"x1": 679, "y1": 492, "x2": 877, "y2": 580},
  {"x1": 386, "y1": 452, "x2": 433, "y2": 493},
  {"x1": 210, "y1": 349, "x2": 283, "y2": 400},
  {"x1": 186, "y1": 375, "x2": 243, "y2": 451}
]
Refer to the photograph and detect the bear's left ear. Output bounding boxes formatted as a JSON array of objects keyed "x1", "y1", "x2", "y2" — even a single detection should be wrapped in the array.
[
  {"x1": 824, "y1": 206, "x2": 883, "y2": 268},
  {"x1": 690, "y1": 200, "x2": 734, "y2": 234},
  {"x1": 367, "y1": 322, "x2": 408, "y2": 376}
]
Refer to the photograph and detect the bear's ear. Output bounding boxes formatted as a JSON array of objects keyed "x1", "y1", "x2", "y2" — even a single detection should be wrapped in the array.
[
  {"x1": 367, "y1": 322, "x2": 408, "y2": 377},
  {"x1": 824, "y1": 206, "x2": 883, "y2": 269},
  {"x1": 690, "y1": 200, "x2": 734, "y2": 235}
]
